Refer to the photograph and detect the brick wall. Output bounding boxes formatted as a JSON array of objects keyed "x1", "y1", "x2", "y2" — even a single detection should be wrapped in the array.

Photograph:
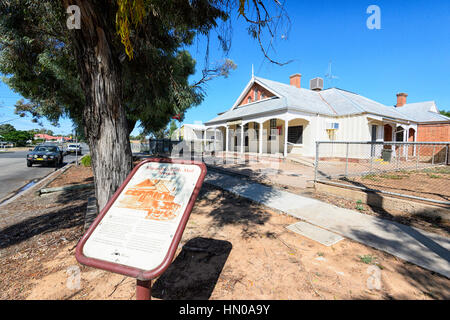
[
  {"x1": 417, "y1": 123, "x2": 450, "y2": 159},
  {"x1": 417, "y1": 123, "x2": 450, "y2": 142},
  {"x1": 238, "y1": 83, "x2": 274, "y2": 106}
]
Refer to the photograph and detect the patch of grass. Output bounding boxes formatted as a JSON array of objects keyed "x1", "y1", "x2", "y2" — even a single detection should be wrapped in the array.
[
  {"x1": 356, "y1": 200, "x2": 363, "y2": 205},
  {"x1": 355, "y1": 204, "x2": 365, "y2": 211},
  {"x1": 317, "y1": 252, "x2": 325, "y2": 257},
  {"x1": 359, "y1": 254, "x2": 375, "y2": 264},
  {"x1": 362, "y1": 174, "x2": 378, "y2": 181},
  {"x1": 424, "y1": 167, "x2": 450, "y2": 175},
  {"x1": 379, "y1": 174, "x2": 405, "y2": 180},
  {"x1": 427, "y1": 173, "x2": 441, "y2": 179}
]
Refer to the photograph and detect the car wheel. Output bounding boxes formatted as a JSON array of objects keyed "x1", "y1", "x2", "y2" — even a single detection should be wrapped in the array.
[{"x1": 27, "y1": 161, "x2": 32, "y2": 167}]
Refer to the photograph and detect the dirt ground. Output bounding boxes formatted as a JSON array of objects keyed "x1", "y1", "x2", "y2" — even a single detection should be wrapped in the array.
[
  {"x1": 0, "y1": 165, "x2": 449, "y2": 299},
  {"x1": 313, "y1": 191, "x2": 450, "y2": 238},
  {"x1": 47, "y1": 165, "x2": 94, "y2": 188},
  {"x1": 204, "y1": 157, "x2": 450, "y2": 237},
  {"x1": 343, "y1": 167, "x2": 450, "y2": 203}
]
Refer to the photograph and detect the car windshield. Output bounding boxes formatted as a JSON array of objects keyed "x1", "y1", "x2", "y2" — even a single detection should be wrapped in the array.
[
  {"x1": 69, "y1": 145, "x2": 78, "y2": 148},
  {"x1": 34, "y1": 146, "x2": 58, "y2": 152}
]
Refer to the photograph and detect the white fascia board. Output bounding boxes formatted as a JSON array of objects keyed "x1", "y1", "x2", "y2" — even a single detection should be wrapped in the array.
[{"x1": 230, "y1": 77, "x2": 284, "y2": 111}]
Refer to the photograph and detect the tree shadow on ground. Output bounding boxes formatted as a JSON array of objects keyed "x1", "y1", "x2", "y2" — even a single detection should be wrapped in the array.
[
  {"x1": 0, "y1": 203, "x2": 85, "y2": 249},
  {"x1": 345, "y1": 217, "x2": 450, "y2": 279},
  {"x1": 196, "y1": 185, "x2": 271, "y2": 230},
  {"x1": 0, "y1": 189, "x2": 92, "y2": 249},
  {"x1": 152, "y1": 237, "x2": 232, "y2": 300},
  {"x1": 392, "y1": 261, "x2": 450, "y2": 299}
]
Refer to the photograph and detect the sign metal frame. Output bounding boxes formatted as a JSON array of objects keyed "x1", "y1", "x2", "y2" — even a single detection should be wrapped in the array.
[{"x1": 75, "y1": 158, "x2": 207, "y2": 283}]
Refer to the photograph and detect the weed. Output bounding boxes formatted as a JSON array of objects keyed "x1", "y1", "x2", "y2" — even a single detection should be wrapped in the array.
[
  {"x1": 362, "y1": 174, "x2": 378, "y2": 181},
  {"x1": 380, "y1": 174, "x2": 404, "y2": 180},
  {"x1": 359, "y1": 254, "x2": 375, "y2": 264}
]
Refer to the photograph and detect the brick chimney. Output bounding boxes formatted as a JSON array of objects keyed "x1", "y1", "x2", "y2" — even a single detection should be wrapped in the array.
[
  {"x1": 289, "y1": 74, "x2": 302, "y2": 89},
  {"x1": 396, "y1": 93, "x2": 408, "y2": 107}
]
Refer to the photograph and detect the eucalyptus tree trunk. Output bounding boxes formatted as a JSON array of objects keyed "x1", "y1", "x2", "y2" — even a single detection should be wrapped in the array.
[{"x1": 65, "y1": 0, "x2": 133, "y2": 211}]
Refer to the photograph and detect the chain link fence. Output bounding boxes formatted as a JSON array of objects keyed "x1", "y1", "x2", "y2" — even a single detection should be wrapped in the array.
[{"x1": 314, "y1": 141, "x2": 450, "y2": 205}]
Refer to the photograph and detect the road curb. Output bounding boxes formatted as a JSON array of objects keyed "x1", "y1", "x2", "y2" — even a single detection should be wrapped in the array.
[
  {"x1": 39, "y1": 182, "x2": 94, "y2": 195},
  {"x1": 36, "y1": 153, "x2": 90, "y2": 196},
  {"x1": 35, "y1": 162, "x2": 75, "y2": 195}
]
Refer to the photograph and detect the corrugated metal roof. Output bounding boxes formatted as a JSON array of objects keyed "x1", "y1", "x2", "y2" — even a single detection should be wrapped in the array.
[
  {"x1": 393, "y1": 101, "x2": 450, "y2": 122},
  {"x1": 206, "y1": 97, "x2": 287, "y2": 124},
  {"x1": 205, "y1": 76, "x2": 449, "y2": 125},
  {"x1": 255, "y1": 77, "x2": 336, "y2": 115}
]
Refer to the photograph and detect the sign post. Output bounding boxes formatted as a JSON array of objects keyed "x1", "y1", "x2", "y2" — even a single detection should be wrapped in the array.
[{"x1": 75, "y1": 158, "x2": 207, "y2": 300}]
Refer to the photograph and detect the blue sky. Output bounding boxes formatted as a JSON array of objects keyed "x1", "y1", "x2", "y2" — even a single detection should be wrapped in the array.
[{"x1": 1, "y1": 0, "x2": 449, "y2": 135}]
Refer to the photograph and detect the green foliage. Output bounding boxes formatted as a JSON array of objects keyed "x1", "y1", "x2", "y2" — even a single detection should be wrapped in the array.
[
  {"x1": 0, "y1": 0, "x2": 230, "y2": 137},
  {"x1": 359, "y1": 254, "x2": 375, "y2": 264},
  {"x1": 424, "y1": 167, "x2": 450, "y2": 175},
  {"x1": 362, "y1": 174, "x2": 378, "y2": 181},
  {"x1": 0, "y1": 124, "x2": 16, "y2": 136},
  {"x1": 168, "y1": 120, "x2": 178, "y2": 139},
  {"x1": 81, "y1": 155, "x2": 92, "y2": 167},
  {"x1": 440, "y1": 110, "x2": 450, "y2": 118},
  {"x1": 1, "y1": 129, "x2": 33, "y2": 146},
  {"x1": 379, "y1": 174, "x2": 405, "y2": 180}
]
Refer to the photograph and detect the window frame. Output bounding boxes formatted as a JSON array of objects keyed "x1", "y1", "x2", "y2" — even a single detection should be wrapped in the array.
[
  {"x1": 287, "y1": 125, "x2": 303, "y2": 145},
  {"x1": 269, "y1": 119, "x2": 277, "y2": 141}
]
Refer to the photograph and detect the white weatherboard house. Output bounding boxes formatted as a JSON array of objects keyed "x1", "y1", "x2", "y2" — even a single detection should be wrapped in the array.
[{"x1": 201, "y1": 74, "x2": 450, "y2": 159}]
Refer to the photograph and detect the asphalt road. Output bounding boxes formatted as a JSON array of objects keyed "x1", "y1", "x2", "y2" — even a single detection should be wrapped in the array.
[{"x1": 0, "y1": 144, "x2": 89, "y2": 202}]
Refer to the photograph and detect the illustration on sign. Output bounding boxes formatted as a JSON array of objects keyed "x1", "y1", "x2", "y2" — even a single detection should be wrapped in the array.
[{"x1": 118, "y1": 179, "x2": 181, "y2": 221}]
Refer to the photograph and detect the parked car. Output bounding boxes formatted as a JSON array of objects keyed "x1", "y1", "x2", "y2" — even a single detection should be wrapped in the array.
[
  {"x1": 67, "y1": 143, "x2": 82, "y2": 155},
  {"x1": 27, "y1": 145, "x2": 63, "y2": 167}
]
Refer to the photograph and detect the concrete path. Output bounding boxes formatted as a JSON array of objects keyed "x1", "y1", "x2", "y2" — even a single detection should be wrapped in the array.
[{"x1": 205, "y1": 170, "x2": 450, "y2": 278}]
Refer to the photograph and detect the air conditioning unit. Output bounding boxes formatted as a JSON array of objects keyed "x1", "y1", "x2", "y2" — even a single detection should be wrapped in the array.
[
  {"x1": 310, "y1": 77, "x2": 324, "y2": 91},
  {"x1": 326, "y1": 122, "x2": 339, "y2": 130}
]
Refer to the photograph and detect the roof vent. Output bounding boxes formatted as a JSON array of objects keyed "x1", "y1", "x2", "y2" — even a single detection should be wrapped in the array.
[{"x1": 310, "y1": 77, "x2": 324, "y2": 91}]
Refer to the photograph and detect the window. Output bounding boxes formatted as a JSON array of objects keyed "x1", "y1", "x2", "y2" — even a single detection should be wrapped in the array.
[
  {"x1": 254, "y1": 89, "x2": 258, "y2": 101},
  {"x1": 288, "y1": 126, "x2": 303, "y2": 144},
  {"x1": 247, "y1": 96, "x2": 251, "y2": 104},
  {"x1": 269, "y1": 119, "x2": 277, "y2": 140},
  {"x1": 260, "y1": 92, "x2": 265, "y2": 100}
]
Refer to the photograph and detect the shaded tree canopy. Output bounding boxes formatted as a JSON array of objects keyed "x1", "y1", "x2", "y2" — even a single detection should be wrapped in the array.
[
  {"x1": 0, "y1": 0, "x2": 234, "y2": 135},
  {"x1": 0, "y1": 0, "x2": 289, "y2": 209}
]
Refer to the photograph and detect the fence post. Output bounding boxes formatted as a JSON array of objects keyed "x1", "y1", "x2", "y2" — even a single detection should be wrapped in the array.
[
  {"x1": 432, "y1": 144, "x2": 436, "y2": 165},
  {"x1": 369, "y1": 142, "x2": 374, "y2": 174},
  {"x1": 345, "y1": 143, "x2": 349, "y2": 178},
  {"x1": 314, "y1": 142, "x2": 319, "y2": 182},
  {"x1": 416, "y1": 144, "x2": 420, "y2": 171},
  {"x1": 396, "y1": 144, "x2": 400, "y2": 171},
  {"x1": 445, "y1": 145, "x2": 448, "y2": 166}
]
